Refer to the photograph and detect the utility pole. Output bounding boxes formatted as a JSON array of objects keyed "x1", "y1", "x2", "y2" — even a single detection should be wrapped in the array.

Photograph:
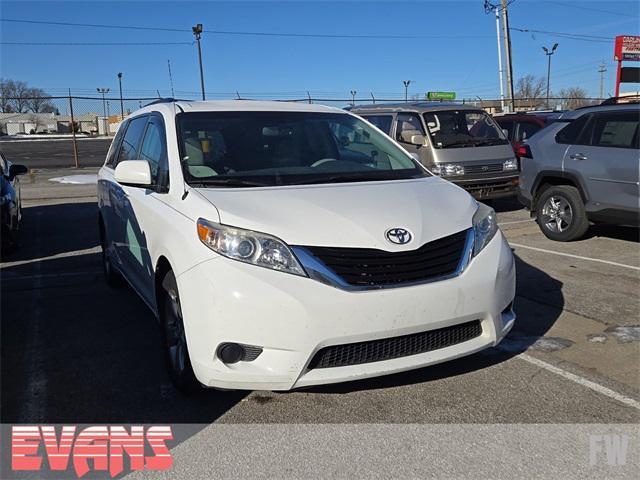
[
  {"x1": 543, "y1": 43, "x2": 558, "y2": 109},
  {"x1": 96, "y1": 87, "x2": 109, "y2": 136},
  {"x1": 484, "y1": 1, "x2": 505, "y2": 112},
  {"x1": 117, "y1": 73, "x2": 124, "y2": 120},
  {"x1": 403, "y1": 80, "x2": 411, "y2": 102},
  {"x1": 350, "y1": 90, "x2": 357, "y2": 106},
  {"x1": 500, "y1": 0, "x2": 515, "y2": 112},
  {"x1": 167, "y1": 60, "x2": 175, "y2": 97},
  {"x1": 598, "y1": 62, "x2": 607, "y2": 100},
  {"x1": 192, "y1": 24, "x2": 205, "y2": 100}
]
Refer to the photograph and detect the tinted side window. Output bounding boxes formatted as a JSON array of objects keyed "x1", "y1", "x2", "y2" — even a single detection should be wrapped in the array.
[
  {"x1": 555, "y1": 114, "x2": 591, "y2": 145},
  {"x1": 395, "y1": 113, "x2": 425, "y2": 143},
  {"x1": 105, "y1": 121, "x2": 128, "y2": 168},
  {"x1": 116, "y1": 115, "x2": 148, "y2": 164},
  {"x1": 139, "y1": 116, "x2": 168, "y2": 187},
  {"x1": 362, "y1": 115, "x2": 392, "y2": 134},
  {"x1": 498, "y1": 120, "x2": 515, "y2": 141},
  {"x1": 517, "y1": 121, "x2": 542, "y2": 142},
  {"x1": 590, "y1": 111, "x2": 639, "y2": 149}
]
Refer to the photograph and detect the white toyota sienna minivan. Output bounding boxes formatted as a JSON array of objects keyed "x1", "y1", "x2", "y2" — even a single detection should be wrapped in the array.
[{"x1": 97, "y1": 100, "x2": 516, "y2": 392}]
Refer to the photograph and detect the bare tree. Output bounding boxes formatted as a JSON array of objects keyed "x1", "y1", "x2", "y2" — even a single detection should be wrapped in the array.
[
  {"x1": 0, "y1": 79, "x2": 16, "y2": 112},
  {"x1": 556, "y1": 87, "x2": 592, "y2": 110},
  {"x1": 25, "y1": 88, "x2": 56, "y2": 113},
  {"x1": 515, "y1": 75, "x2": 546, "y2": 100},
  {"x1": 10, "y1": 81, "x2": 30, "y2": 113}
]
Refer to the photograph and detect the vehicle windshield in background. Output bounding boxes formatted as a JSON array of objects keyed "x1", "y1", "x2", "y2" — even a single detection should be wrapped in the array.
[
  {"x1": 423, "y1": 110, "x2": 509, "y2": 149},
  {"x1": 177, "y1": 111, "x2": 427, "y2": 187}
]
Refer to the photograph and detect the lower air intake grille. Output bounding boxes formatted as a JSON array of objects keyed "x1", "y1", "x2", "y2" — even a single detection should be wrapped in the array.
[{"x1": 308, "y1": 320, "x2": 482, "y2": 369}]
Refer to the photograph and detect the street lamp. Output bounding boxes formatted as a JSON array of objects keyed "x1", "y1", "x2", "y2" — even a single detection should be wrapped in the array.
[
  {"x1": 542, "y1": 43, "x2": 559, "y2": 108},
  {"x1": 192, "y1": 24, "x2": 205, "y2": 101},
  {"x1": 350, "y1": 90, "x2": 357, "y2": 106},
  {"x1": 96, "y1": 87, "x2": 110, "y2": 136},
  {"x1": 403, "y1": 80, "x2": 411, "y2": 102},
  {"x1": 117, "y1": 73, "x2": 124, "y2": 120}
]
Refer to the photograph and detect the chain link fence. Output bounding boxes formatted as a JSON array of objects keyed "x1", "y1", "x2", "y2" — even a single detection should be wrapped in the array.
[{"x1": 0, "y1": 94, "x2": 604, "y2": 168}]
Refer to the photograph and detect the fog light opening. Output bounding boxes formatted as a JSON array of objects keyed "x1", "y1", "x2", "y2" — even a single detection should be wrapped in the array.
[{"x1": 217, "y1": 343, "x2": 245, "y2": 364}]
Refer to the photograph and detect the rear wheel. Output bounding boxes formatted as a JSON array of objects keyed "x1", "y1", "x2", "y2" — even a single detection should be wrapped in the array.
[
  {"x1": 536, "y1": 185, "x2": 589, "y2": 241},
  {"x1": 161, "y1": 270, "x2": 200, "y2": 393}
]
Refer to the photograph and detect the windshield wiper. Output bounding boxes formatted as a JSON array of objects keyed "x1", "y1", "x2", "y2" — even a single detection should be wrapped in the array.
[
  {"x1": 190, "y1": 178, "x2": 269, "y2": 188},
  {"x1": 473, "y1": 139, "x2": 508, "y2": 147},
  {"x1": 290, "y1": 174, "x2": 418, "y2": 185},
  {"x1": 441, "y1": 139, "x2": 477, "y2": 148}
]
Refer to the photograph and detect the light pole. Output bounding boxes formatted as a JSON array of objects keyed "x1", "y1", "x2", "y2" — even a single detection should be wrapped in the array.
[
  {"x1": 192, "y1": 24, "x2": 205, "y2": 100},
  {"x1": 543, "y1": 43, "x2": 558, "y2": 108},
  {"x1": 403, "y1": 80, "x2": 411, "y2": 102},
  {"x1": 117, "y1": 73, "x2": 124, "y2": 120},
  {"x1": 96, "y1": 87, "x2": 110, "y2": 136},
  {"x1": 350, "y1": 90, "x2": 357, "y2": 106}
]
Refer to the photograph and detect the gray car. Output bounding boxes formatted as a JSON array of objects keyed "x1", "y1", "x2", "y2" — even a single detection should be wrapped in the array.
[
  {"x1": 350, "y1": 103, "x2": 519, "y2": 200},
  {"x1": 518, "y1": 103, "x2": 639, "y2": 241}
]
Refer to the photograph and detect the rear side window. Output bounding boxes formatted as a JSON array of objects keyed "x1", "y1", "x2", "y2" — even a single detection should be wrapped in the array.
[
  {"x1": 116, "y1": 115, "x2": 148, "y2": 164},
  {"x1": 362, "y1": 115, "x2": 392, "y2": 134},
  {"x1": 105, "y1": 121, "x2": 128, "y2": 168},
  {"x1": 589, "y1": 111, "x2": 639, "y2": 149},
  {"x1": 555, "y1": 114, "x2": 591, "y2": 145}
]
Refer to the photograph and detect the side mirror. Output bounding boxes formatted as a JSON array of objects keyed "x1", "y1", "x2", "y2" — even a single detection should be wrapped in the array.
[
  {"x1": 401, "y1": 131, "x2": 427, "y2": 146},
  {"x1": 114, "y1": 160, "x2": 152, "y2": 187},
  {"x1": 8, "y1": 164, "x2": 28, "y2": 179}
]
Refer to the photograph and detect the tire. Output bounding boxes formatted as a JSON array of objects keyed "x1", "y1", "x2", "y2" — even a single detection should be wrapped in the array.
[
  {"x1": 535, "y1": 185, "x2": 589, "y2": 241},
  {"x1": 160, "y1": 270, "x2": 200, "y2": 393},
  {"x1": 100, "y1": 222, "x2": 123, "y2": 287}
]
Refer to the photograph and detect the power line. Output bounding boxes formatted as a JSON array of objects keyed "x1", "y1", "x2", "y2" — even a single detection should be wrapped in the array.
[
  {"x1": 545, "y1": 1, "x2": 637, "y2": 18},
  {"x1": 0, "y1": 41, "x2": 193, "y2": 46},
  {"x1": 0, "y1": 17, "x2": 493, "y2": 39},
  {"x1": 0, "y1": 18, "x2": 189, "y2": 32},
  {"x1": 511, "y1": 27, "x2": 613, "y2": 43}
]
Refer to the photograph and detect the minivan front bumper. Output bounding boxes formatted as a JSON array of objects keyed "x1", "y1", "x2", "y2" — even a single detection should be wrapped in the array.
[
  {"x1": 452, "y1": 174, "x2": 520, "y2": 200},
  {"x1": 177, "y1": 232, "x2": 516, "y2": 391}
]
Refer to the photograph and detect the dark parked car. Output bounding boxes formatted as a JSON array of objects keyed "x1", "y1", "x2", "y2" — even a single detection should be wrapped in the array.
[
  {"x1": 494, "y1": 113, "x2": 547, "y2": 154},
  {"x1": 1, "y1": 151, "x2": 28, "y2": 250}
]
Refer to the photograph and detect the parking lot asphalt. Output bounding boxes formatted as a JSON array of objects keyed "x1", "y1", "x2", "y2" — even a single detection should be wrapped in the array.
[
  {"x1": 1, "y1": 168, "x2": 639, "y2": 474},
  {"x1": 0, "y1": 138, "x2": 111, "y2": 168}
]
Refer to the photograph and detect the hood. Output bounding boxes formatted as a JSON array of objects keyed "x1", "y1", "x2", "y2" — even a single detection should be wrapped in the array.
[{"x1": 195, "y1": 177, "x2": 476, "y2": 250}]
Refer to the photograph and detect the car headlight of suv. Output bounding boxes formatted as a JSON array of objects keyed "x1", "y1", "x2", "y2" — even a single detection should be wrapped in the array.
[
  {"x1": 503, "y1": 158, "x2": 519, "y2": 171},
  {"x1": 196, "y1": 219, "x2": 307, "y2": 276},
  {"x1": 432, "y1": 164, "x2": 465, "y2": 176},
  {"x1": 472, "y1": 203, "x2": 498, "y2": 257}
]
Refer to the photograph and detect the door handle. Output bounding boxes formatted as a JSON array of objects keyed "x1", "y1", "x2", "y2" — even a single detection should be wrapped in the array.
[{"x1": 569, "y1": 153, "x2": 588, "y2": 161}]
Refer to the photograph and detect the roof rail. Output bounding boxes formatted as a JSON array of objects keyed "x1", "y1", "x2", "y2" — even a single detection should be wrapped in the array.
[{"x1": 143, "y1": 98, "x2": 191, "y2": 107}]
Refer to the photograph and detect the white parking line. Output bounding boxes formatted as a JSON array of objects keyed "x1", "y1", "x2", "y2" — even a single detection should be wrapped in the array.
[
  {"x1": 518, "y1": 353, "x2": 640, "y2": 410},
  {"x1": 510, "y1": 243, "x2": 640, "y2": 271},
  {"x1": 0, "y1": 246, "x2": 101, "y2": 268},
  {"x1": 498, "y1": 219, "x2": 534, "y2": 226}
]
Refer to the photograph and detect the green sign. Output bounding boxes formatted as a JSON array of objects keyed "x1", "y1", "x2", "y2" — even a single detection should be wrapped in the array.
[{"x1": 427, "y1": 91, "x2": 456, "y2": 100}]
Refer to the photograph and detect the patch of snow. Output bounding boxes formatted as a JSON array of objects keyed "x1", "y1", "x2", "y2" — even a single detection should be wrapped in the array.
[
  {"x1": 497, "y1": 334, "x2": 574, "y2": 353},
  {"x1": 605, "y1": 325, "x2": 640, "y2": 343},
  {"x1": 49, "y1": 174, "x2": 97, "y2": 185},
  {"x1": 586, "y1": 333, "x2": 608, "y2": 344}
]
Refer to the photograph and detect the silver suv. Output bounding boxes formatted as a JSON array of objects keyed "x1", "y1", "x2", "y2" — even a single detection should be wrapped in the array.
[{"x1": 518, "y1": 103, "x2": 639, "y2": 241}]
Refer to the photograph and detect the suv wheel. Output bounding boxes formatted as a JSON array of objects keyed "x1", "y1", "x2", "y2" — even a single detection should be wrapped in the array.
[
  {"x1": 536, "y1": 185, "x2": 589, "y2": 241},
  {"x1": 161, "y1": 270, "x2": 200, "y2": 393}
]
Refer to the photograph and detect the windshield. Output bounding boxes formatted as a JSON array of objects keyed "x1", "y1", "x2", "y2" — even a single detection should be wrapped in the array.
[
  {"x1": 423, "y1": 110, "x2": 509, "y2": 149},
  {"x1": 176, "y1": 111, "x2": 427, "y2": 187}
]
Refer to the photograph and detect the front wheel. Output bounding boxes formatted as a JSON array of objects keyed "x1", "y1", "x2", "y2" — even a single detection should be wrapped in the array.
[
  {"x1": 161, "y1": 270, "x2": 200, "y2": 393},
  {"x1": 536, "y1": 185, "x2": 589, "y2": 241}
]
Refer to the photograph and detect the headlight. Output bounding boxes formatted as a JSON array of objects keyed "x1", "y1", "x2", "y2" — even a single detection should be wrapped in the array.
[
  {"x1": 503, "y1": 158, "x2": 519, "y2": 171},
  {"x1": 432, "y1": 164, "x2": 465, "y2": 176},
  {"x1": 196, "y1": 219, "x2": 306, "y2": 277},
  {"x1": 472, "y1": 203, "x2": 498, "y2": 257}
]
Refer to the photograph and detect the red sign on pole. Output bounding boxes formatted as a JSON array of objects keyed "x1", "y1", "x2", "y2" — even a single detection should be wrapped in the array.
[{"x1": 614, "y1": 35, "x2": 640, "y2": 62}]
